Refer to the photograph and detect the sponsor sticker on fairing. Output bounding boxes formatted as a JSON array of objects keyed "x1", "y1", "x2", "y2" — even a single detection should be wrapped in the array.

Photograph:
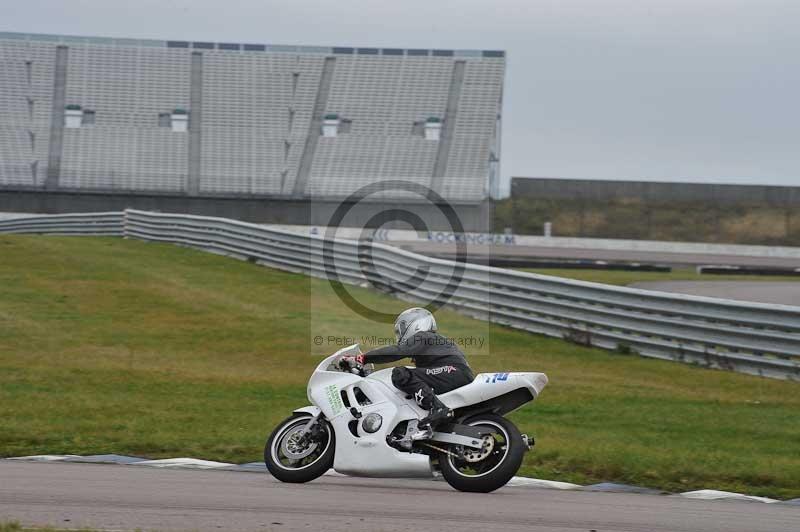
[{"x1": 325, "y1": 384, "x2": 344, "y2": 416}]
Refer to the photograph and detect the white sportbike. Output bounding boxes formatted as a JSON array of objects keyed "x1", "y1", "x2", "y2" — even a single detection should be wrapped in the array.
[{"x1": 265, "y1": 344, "x2": 548, "y2": 493}]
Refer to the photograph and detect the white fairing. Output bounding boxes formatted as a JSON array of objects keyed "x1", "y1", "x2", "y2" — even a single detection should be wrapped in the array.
[
  {"x1": 441, "y1": 372, "x2": 548, "y2": 410},
  {"x1": 367, "y1": 367, "x2": 548, "y2": 411},
  {"x1": 302, "y1": 344, "x2": 547, "y2": 478}
]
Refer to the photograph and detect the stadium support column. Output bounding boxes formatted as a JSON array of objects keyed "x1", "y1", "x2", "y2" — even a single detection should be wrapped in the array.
[
  {"x1": 187, "y1": 51, "x2": 203, "y2": 196},
  {"x1": 45, "y1": 45, "x2": 68, "y2": 190},
  {"x1": 430, "y1": 60, "x2": 465, "y2": 196},
  {"x1": 293, "y1": 56, "x2": 336, "y2": 197}
]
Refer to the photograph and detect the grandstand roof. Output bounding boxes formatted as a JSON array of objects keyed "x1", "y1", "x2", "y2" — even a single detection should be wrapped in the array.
[{"x1": 0, "y1": 31, "x2": 505, "y2": 58}]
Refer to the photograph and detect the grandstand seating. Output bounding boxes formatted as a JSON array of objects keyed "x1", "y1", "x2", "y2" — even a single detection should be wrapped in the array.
[{"x1": 0, "y1": 32, "x2": 504, "y2": 202}]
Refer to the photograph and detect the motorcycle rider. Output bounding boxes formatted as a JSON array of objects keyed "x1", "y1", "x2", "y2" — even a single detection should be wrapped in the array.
[{"x1": 340, "y1": 308, "x2": 474, "y2": 431}]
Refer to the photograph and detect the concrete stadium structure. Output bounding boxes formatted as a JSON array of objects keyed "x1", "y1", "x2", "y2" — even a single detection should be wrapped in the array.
[{"x1": 0, "y1": 32, "x2": 505, "y2": 230}]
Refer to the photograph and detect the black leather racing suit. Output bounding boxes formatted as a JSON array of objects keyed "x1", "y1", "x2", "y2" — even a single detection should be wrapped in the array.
[{"x1": 362, "y1": 331, "x2": 474, "y2": 410}]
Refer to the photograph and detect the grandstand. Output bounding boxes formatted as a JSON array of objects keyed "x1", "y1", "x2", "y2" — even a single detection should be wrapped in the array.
[{"x1": 0, "y1": 32, "x2": 504, "y2": 228}]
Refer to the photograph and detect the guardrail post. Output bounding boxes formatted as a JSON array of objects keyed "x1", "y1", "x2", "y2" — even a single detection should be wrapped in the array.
[{"x1": 122, "y1": 209, "x2": 130, "y2": 239}]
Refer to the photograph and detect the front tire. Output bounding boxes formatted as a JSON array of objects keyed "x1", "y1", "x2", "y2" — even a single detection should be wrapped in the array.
[
  {"x1": 265, "y1": 413, "x2": 335, "y2": 483},
  {"x1": 438, "y1": 414, "x2": 525, "y2": 493}
]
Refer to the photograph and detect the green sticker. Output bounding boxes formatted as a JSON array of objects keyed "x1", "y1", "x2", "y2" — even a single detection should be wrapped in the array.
[{"x1": 325, "y1": 384, "x2": 344, "y2": 416}]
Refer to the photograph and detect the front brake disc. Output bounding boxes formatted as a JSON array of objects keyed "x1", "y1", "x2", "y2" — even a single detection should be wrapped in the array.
[{"x1": 281, "y1": 427, "x2": 319, "y2": 460}]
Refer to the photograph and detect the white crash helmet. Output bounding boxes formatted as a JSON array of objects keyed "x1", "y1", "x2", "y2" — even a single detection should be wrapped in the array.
[{"x1": 394, "y1": 307, "x2": 437, "y2": 344}]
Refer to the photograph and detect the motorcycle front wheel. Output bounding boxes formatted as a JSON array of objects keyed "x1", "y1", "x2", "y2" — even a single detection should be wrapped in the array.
[
  {"x1": 438, "y1": 414, "x2": 526, "y2": 493},
  {"x1": 265, "y1": 413, "x2": 335, "y2": 483}
]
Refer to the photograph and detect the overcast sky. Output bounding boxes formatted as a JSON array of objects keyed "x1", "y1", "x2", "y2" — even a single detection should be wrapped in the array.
[{"x1": 4, "y1": 0, "x2": 799, "y2": 194}]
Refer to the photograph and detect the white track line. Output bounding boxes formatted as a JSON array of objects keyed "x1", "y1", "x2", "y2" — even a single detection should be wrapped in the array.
[
  {"x1": 507, "y1": 476, "x2": 582, "y2": 489},
  {"x1": 678, "y1": 489, "x2": 779, "y2": 503},
  {"x1": 7, "y1": 455, "x2": 81, "y2": 462},
  {"x1": 130, "y1": 458, "x2": 234, "y2": 469}
]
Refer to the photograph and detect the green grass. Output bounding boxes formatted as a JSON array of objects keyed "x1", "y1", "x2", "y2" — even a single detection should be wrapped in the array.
[
  {"x1": 0, "y1": 521, "x2": 111, "y2": 532},
  {"x1": 1, "y1": 235, "x2": 799, "y2": 499},
  {"x1": 494, "y1": 197, "x2": 800, "y2": 245},
  {"x1": 521, "y1": 267, "x2": 800, "y2": 286}
]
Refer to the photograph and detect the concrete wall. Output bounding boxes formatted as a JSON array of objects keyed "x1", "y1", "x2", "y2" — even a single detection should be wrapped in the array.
[
  {"x1": 511, "y1": 178, "x2": 800, "y2": 206},
  {"x1": 501, "y1": 178, "x2": 800, "y2": 245},
  {"x1": 0, "y1": 188, "x2": 490, "y2": 231}
]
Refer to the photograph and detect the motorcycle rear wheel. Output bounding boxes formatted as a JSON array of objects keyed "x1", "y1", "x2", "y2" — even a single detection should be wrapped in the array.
[
  {"x1": 265, "y1": 413, "x2": 335, "y2": 483},
  {"x1": 438, "y1": 414, "x2": 525, "y2": 493}
]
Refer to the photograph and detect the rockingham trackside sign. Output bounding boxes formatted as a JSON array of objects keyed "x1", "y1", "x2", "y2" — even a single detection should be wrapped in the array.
[{"x1": 264, "y1": 224, "x2": 518, "y2": 246}]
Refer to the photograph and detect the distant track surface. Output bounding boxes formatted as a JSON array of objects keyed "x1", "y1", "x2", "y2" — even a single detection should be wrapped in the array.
[
  {"x1": 631, "y1": 281, "x2": 800, "y2": 306},
  {"x1": 401, "y1": 242, "x2": 800, "y2": 268},
  {"x1": 1, "y1": 462, "x2": 797, "y2": 532}
]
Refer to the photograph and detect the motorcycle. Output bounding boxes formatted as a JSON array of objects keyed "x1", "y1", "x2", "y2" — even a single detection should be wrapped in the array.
[{"x1": 265, "y1": 344, "x2": 548, "y2": 493}]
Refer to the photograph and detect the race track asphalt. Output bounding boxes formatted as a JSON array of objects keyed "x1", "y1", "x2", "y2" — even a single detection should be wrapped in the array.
[
  {"x1": 630, "y1": 281, "x2": 800, "y2": 306},
  {"x1": 400, "y1": 242, "x2": 800, "y2": 269},
  {"x1": 1, "y1": 461, "x2": 798, "y2": 532}
]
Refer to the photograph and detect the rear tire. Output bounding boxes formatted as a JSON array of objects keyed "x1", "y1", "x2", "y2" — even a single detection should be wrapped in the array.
[
  {"x1": 438, "y1": 414, "x2": 525, "y2": 493},
  {"x1": 265, "y1": 413, "x2": 335, "y2": 483}
]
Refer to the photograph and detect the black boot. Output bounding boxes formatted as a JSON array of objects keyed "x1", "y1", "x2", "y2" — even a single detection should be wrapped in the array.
[{"x1": 418, "y1": 395, "x2": 453, "y2": 431}]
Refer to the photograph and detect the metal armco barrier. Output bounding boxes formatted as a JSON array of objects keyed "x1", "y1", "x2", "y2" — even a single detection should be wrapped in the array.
[
  {"x1": 0, "y1": 212, "x2": 124, "y2": 236},
  {"x1": 2, "y1": 209, "x2": 799, "y2": 381}
]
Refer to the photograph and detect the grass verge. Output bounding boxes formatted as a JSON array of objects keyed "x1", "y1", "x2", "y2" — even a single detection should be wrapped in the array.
[
  {"x1": 0, "y1": 520, "x2": 109, "y2": 532},
  {"x1": 1, "y1": 235, "x2": 799, "y2": 498}
]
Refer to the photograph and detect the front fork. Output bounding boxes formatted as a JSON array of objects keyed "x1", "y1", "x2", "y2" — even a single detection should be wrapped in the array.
[{"x1": 296, "y1": 411, "x2": 324, "y2": 445}]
